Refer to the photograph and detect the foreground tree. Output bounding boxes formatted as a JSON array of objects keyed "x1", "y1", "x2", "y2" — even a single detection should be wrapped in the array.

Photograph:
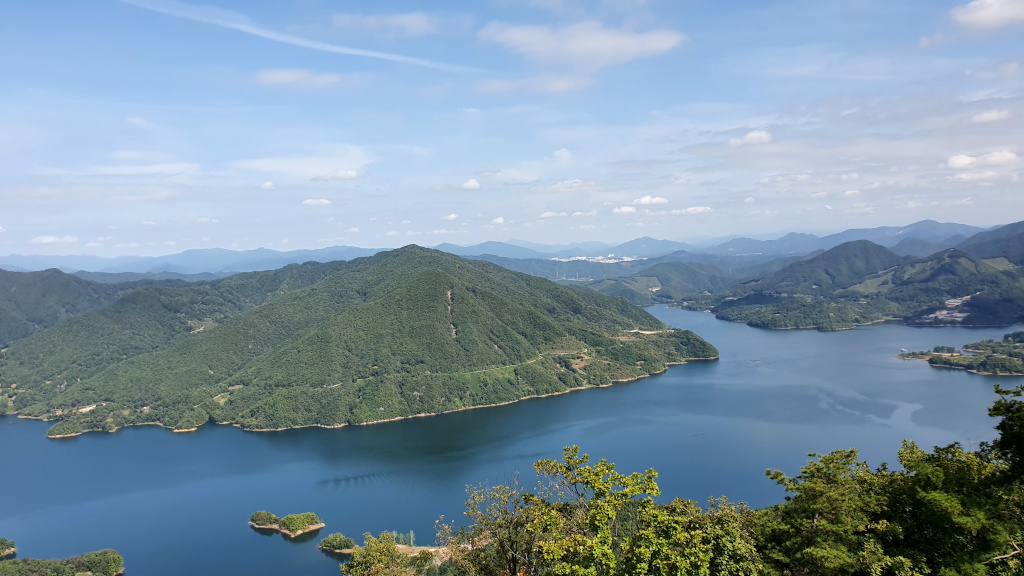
[{"x1": 342, "y1": 532, "x2": 407, "y2": 576}]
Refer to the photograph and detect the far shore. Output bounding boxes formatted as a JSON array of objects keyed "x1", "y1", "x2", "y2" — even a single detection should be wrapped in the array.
[
  {"x1": 1, "y1": 547, "x2": 15, "y2": 557},
  {"x1": 31, "y1": 356, "x2": 718, "y2": 438}
]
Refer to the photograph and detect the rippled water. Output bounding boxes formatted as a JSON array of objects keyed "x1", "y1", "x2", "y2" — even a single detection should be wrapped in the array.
[{"x1": 0, "y1": 309, "x2": 1016, "y2": 575}]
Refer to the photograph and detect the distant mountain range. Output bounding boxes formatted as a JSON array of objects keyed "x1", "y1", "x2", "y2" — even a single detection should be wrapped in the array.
[
  {"x1": 584, "y1": 226, "x2": 1024, "y2": 330},
  {"x1": 1, "y1": 220, "x2": 997, "y2": 277}
]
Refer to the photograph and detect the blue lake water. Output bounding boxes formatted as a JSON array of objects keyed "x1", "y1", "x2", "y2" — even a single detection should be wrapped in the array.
[{"x1": 0, "y1": 308, "x2": 1018, "y2": 575}]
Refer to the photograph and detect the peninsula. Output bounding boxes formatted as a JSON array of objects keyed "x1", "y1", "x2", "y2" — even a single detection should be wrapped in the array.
[
  {"x1": 0, "y1": 247, "x2": 718, "y2": 438},
  {"x1": 903, "y1": 331, "x2": 1024, "y2": 376}
]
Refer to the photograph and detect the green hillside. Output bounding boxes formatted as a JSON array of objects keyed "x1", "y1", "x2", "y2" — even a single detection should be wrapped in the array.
[
  {"x1": 0, "y1": 268, "x2": 139, "y2": 347},
  {"x1": 0, "y1": 247, "x2": 717, "y2": 436},
  {"x1": 584, "y1": 262, "x2": 738, "y2": 305},
  {"x1": 731, "y1": 240, "x2": 905, "y2": 297}
]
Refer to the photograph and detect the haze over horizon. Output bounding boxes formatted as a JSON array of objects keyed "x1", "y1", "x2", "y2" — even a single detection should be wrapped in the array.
[{"x1": 2, "y1": 0, "x2": 1022, "y2": 257}]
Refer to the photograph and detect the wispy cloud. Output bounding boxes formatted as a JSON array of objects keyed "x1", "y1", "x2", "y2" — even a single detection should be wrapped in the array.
[
  {"x1": 332, "y1": 12, "x2": 437, "y2": 36},
  {"x1": 120, "y1": 0, "x2": 475, "y2": 72},
  {"x1": 30, "y1": 235, "x2": 78, "y2": 244},
  {"x1": 253, "y1": 69, "x2": 364, "y2": 89}
]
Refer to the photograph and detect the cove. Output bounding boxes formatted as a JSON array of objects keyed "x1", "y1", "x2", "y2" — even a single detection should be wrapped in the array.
[{"x1": 0, "y1": 308, "x2": 1016, "y2": 576}]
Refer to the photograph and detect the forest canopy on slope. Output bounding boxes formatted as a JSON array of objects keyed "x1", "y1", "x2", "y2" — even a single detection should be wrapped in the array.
[{"x1": 0, "y1": 247, "x2": 717, "y2": 436}]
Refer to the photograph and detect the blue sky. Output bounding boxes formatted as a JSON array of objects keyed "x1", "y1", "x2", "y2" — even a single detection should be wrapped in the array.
[{"x1": 1, "y1": 0, "x2": 1022, "y2": 255}]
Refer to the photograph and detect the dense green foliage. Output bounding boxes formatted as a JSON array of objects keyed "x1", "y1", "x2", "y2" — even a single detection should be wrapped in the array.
[
  {"x1": 0, "y1": 268, "x2": 137, "y2": 347},
  {"x1": 584, "y1": 262, "x2": 737, "y2": 306},
  {"x1": 320, "y1": 533, "x2": 356, "y2": 550},
  {"x1": 249, "y1": 511, "x2": 280, "y2": 526},
  {"x1": 0, "y1": 247, "x2": 716, "y2": 436},
  {"x1": 341, "y1": 532, "x2": 409, "y2": 576},
  {"x1": 925, "y1": 332, "x2": 1024, "y2": 375},
  {"x1": 0, "y1": 549, "x2": 123, "y2": 576},
  {"x1": 0, "y1": 540, "x2": 13, "y2": 554},
  {"x1": 278, "y1": 513, "x2": 322, "y2": 534},
  {"x1": 423, "y1": 388, "x2": 1024, "y2": 576},
  {"x1": 713, "y1": 294, "x2": 899, "y2": 331}
]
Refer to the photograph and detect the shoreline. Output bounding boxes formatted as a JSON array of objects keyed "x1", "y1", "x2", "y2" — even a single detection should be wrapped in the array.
[
  {"x1": 35, "y1": 356, "x2": 717, "y2": 438},
  {"x1": 1, "y1": 547, "x2": 15, "y2": 557},
  {"x1": 320, "y1": 544, "x2": 438, "y2": 557},
  {"x1": 249, "y1": 521, "x2": 325, "y2": 538}
]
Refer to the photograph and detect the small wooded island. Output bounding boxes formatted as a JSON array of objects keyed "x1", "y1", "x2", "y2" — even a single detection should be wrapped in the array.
[
  {"x1": 0, "y1": 539, "x2": 15, "y2": 558},
  {"x1": 898, "y1": 331, "x2": 1024, "y2": 376},
  {"x1": 249, "y1": 511, "x2": 325, "y2": 537}
]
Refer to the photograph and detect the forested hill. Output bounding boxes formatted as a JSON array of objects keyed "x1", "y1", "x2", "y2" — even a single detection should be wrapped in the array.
[
  {"x1": 0, "y1": 268, "x2": 139, "y2": 347},
  {"x1": 0, "y1": 246, "x2": 717, "y2": 437},
  {"x1": 582, "y1": 262, "x2": 738, "y2": 305},
  {"x1": 730, "y1": 240, "x2": 906, "y2": 297}
]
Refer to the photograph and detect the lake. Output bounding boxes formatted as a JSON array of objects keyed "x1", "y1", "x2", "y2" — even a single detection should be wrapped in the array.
[{"x1": 0, "y1": 308, "x2": 1017, "y2": 575}]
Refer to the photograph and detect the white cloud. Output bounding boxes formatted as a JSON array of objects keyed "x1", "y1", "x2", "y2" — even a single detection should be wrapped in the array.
[
  {"x1": 30, "y1": 235, "x2": 77, "y2": 244},
  {"x1": 553, "y1": 148, "x2": 572, "y2": 164},
  {"x1": 260, "y1": 181, "x2": 275, "y2": 190},
  {"x1": 142, "y1": 220, "x2": 157, "y2": 226},
  {"x1": 332, "y1": 12, "x2": 437, "y2": 36},
  {"x1": 491, "y1": 216, "x2": 505, "y2": 225},
  {"x1": 347, "y1": 227, "x2": 360, "y2": 233},
  {"x1": 197, "y1": 217, "x2": 218, "y2": 223},
  {"x1": 311, "y1": 168, "x2": 360, "y2": 181},
  {"x1": 253, "y1": 69, "x2": 356, "y2": 89},
  {"x1": 633, "y1": 195, "x2": 668, "y2": 205},
  {"x1": 572, "y1": 210, "x2": 597, "y2": 217},
  {"x1": 729, "y1": 130, "x2": 773, "y2": 147},
  {"x1": 442, "y1": 213, "x2": 459, "y2": 221},
  {"x1": 119, "y1": 0, "x2": 472, "y2": 72},
  {"x1": 461, "y1": 178, "x2": 481, "y2": 190},
  {"x1": 539, "y1": 211, "x2": 566, "y2": 218},
  {"x1": 972, "y1": 109, "x2": 1013, "y2": 123},
  {"x1": 671, "y1": 206, "x2": 713, "y2": 215},
  {"x1": 479, "y1": 21, "x2": 686, "y2": 71},
  {"x1": 386, "y1": 230, "x2": 398, "y2": 236},
  {"x1": 0, "y1": 226, "x2": 5, "y2": 232},
  {"x1": 944, "y1": 150, "x2": 1019, "y2": 169},
  {"x1": 947, "y1": 171, "x2": 1000, "y2": 183},
  {"x1": 612, "y1": 205, "x2": 637, "y2": 214},
  {"x1": 844, "y1": 190, "x2": 861, "y2": 197},
  {"x1": 950, "y1": 0, "x2": 1024, "y2": 31},
  {"x1": 546, "y1": 179, "x2": 594, "y2": 192},
  {"x1": 303, "y1": 198, "x2": 332, "y2": 207},
  {"x1": 744, "y1": 197, "x2": 756, "y2": 203}
]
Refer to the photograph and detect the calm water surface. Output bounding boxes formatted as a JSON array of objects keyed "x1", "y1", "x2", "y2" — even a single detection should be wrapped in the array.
[{"x1": 1, "y1": 309, "x2": 1019, "y2": 575}]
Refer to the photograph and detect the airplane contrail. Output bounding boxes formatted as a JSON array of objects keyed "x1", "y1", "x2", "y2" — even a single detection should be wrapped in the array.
[{"x1": 120, "y1": 0, "x2": 477, "y2": 73}]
